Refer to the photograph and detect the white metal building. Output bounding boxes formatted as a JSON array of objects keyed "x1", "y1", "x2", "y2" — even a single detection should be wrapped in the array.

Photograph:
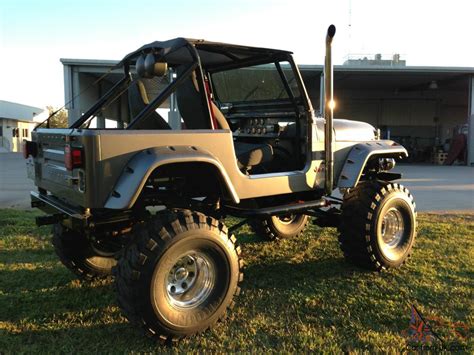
[{"x1": 0, "y1": 100, "x2": 46, "y2": 153}]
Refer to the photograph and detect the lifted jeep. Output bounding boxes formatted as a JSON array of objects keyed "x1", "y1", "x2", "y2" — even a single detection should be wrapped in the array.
[{"x1": 25, "y1": 25, "x2": 416, "y2": 342}]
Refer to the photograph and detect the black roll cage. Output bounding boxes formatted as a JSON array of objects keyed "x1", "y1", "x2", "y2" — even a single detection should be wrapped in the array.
[{"x1": 68, "y1": 40, "x2": 313, "y2": 131}]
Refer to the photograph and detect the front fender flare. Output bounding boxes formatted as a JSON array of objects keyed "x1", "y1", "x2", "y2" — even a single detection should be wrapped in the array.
[
  {"x1": 337, "y1": 141, "x2": 408, "y2": 188},
  {"x1": 104, "y1": 146, "x2": 239, "y2": 209}
]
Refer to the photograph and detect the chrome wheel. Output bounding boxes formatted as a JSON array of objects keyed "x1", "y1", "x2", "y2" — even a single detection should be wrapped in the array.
[
  {"x1": 274, "y1": 215, "x2": 297, "y2": 225},
  {"x1": 381, "y1": 207, "x2": 405, "y2": 248},
  {"x1": 165, "y1": 251, "x2": 216, "y2": 310}
]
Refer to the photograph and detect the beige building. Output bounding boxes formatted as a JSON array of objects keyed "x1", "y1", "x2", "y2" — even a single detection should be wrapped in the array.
[{"x1": 0, "y1": 100, "x2": 46, "y2": 153}]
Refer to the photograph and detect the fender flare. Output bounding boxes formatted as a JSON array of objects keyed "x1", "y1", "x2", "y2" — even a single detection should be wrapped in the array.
[
  {"x1": 337, "y1": 140, "x2": 408, "y2": 188},
  {"x1": 104, "y1": 146, "x2": 239, "y2": 209}
]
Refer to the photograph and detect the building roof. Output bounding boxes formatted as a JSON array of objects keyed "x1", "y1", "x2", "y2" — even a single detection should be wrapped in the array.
[
  {"x1": 60, "y1": 57, "x2": 474, "y2": 92},
  {"x1": 299, "y1": 64, "x2": 474, "y2": 74},
  {"x1": 0, "y1": 100, "x2": 45, "y2": 122},
  {"x1": 299, "y1": 65, "x2": 474, "y2": 91}
]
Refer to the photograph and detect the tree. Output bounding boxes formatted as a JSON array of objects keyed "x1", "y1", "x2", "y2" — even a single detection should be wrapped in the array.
[{"x1": 45, "y1": 106, "x2": 69, "y2": 128}]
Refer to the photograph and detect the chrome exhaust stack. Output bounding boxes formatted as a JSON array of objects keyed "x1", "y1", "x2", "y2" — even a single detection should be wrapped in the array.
[{"x1": 324, "y1": 24, "x2": 336, "y2": 195}]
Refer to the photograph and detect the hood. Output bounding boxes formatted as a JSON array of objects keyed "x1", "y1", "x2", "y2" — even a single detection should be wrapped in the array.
[{"x1": 333, "y1": 119, "x2": 376, "y2": 142}]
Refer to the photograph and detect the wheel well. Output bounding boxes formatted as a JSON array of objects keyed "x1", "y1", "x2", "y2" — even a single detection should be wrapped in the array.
[
  {"x1": 140, "y1": 162, "x2": 233, "y2": 203},
  {"x1": 360, "y1": 154, "x2": 400, "y2": 179}
]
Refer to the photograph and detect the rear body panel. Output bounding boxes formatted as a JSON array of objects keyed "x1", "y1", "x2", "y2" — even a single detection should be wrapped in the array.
[{"x1": 31, "y1": 128, "x2": 320, "y2": 209}]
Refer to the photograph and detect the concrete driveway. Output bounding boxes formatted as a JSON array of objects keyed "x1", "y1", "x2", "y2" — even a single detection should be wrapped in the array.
[
  {"x1": 394, "y1": 165, "x2": 474, "y2": 212},
  {"x1": 0, "y1": 153, "x2": 35, "y2": 209},
  {"x1": 0, "y1": 153, "x2": 473, "y2": 211}
]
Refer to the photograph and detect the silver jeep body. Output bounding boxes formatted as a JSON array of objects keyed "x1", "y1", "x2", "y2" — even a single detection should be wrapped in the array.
[{"x1": 29, "y1": 37, "x2": 407, "y2": 221}]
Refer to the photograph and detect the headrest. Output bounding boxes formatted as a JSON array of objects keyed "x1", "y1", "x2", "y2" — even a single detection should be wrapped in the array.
[{"x1": 136, "y1": 53, "x2": 168, "y2": 78}]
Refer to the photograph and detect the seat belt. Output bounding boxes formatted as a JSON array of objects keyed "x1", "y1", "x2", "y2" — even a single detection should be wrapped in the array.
[{"x1": 204, "y1": 76, "x2": 218, "y2": 129}]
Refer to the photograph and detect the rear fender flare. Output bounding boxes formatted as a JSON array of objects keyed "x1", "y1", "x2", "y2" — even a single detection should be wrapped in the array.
[
  {"x1": 104, "y1": 146, "x2": 239, "y2": 209},
  {"x1": 337, "y1": 141, "x2": 408, "y2": 188}
]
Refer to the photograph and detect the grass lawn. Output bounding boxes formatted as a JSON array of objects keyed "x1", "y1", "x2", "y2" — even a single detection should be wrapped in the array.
[{"x1": 0, "y1": 209, "x2": 472, "y2": 352}]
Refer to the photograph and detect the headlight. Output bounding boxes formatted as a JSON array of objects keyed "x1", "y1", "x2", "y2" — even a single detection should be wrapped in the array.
[{"x1": 379, "y1": 158, "x2": 396, "y2": 171}]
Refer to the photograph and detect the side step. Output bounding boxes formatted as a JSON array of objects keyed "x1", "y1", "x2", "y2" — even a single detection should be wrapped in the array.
[{"x1": 224, "y1": 198, "x2": 327, "y2": 218}]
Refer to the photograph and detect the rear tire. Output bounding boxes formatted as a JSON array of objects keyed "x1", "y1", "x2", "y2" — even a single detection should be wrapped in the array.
[
  {"x1": 251, "y1": 214, "x2": 309, "y2": 240},
  {"x1": 113, "y1": 210, "x2": 243, "y2": 343},
  {"x1": 52, "y1": 224, "x2": 118, "y2": 280},
  {"x1": 337, "y1": 181, "x2": 416, "y2": 271}
]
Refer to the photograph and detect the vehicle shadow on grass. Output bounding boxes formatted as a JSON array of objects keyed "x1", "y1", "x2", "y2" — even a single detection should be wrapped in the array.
[
  {"x1": 2, "y1": 322, "x2": 152, "y2": 352},
  {"x1": 0, "y1": 264, "x2": 115, "y2": 323},
  {"x1": 244, "y1": 257, "x2": 367, "y2": 288}
]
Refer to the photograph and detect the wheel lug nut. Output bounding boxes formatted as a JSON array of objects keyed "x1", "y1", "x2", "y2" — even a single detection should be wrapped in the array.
[{"x1": 170, "y1": 286, "x2": 176, "y2": 293}]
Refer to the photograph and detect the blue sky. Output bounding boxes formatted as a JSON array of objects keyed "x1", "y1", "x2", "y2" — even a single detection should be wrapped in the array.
[{"x1": 1, "y1": 0, "x2": 473, "y2": 107}]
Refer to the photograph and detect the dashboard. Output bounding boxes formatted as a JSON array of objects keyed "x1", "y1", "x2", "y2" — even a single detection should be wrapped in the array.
[{"x1": 230, "y1": 117, "x2": 296, "y2": 138}]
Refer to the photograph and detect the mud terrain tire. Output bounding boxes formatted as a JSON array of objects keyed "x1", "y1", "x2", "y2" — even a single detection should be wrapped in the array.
[
  {"x1": 114, "y1": 210, "x2": 243, "y2": 343},
  {"x1": 251, "y1": 214, "x2": 309, "y2": 241},
  {"x1": 338, "y1": 181, "x2": 416, "y2": 271}
]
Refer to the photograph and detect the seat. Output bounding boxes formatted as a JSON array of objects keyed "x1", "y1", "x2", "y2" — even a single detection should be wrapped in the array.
[
  {"x1": 234, "y1": 141, "x2": 273, "y2": 170},
  {"x1": 175, "y1": 67, "x2": 273, "y2": 171},
  {"x1": 128, "y1": 80, "x2": 171, "y2": 130},
  {"x1": 176, "y1": 68, "x2": 213, "y2": 129}
]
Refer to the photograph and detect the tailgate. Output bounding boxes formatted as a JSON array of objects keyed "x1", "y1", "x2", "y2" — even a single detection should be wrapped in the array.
[{"x1": 32, "y1": 129, "x2": 87, "y2": 207}]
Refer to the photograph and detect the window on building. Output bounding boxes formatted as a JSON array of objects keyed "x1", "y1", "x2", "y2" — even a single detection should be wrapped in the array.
[
  {"x1": 23, "y1": 128, "x2": 28, "y2": 137},
  {"x1": 0, "y1": 127, "x2": 3, "y2": 136}
]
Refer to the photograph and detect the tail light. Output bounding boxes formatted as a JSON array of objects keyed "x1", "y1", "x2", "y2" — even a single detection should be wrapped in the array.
[
  {"x1": 65, "y1": 145, "x2": 83, "y2": 170},
  {"x1": 22, "y1": 140, "x2": 37, "y2": 159}
]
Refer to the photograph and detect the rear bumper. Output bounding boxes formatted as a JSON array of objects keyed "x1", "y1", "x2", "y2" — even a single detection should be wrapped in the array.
[{"x1": 31, "y1": 191, "x2": 88, "y2": 228}]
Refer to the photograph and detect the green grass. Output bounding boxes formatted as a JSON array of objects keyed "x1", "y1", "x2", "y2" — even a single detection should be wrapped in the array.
[{"x1": 0, "y1": 209, "x2": 472, "y2": 353}]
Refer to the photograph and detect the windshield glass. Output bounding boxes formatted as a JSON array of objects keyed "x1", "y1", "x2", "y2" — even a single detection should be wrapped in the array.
[{"x1": 211, "y1": 61, "x2": 300, "y2": 103}]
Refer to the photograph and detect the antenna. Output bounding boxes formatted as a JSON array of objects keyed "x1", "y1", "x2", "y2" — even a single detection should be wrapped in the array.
[{"x1": 348, "y1": 0, "x2": 352, "y2": 54}]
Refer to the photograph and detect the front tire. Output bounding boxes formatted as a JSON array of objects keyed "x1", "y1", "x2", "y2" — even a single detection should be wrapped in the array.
[
  {"x1": 114, "y1": 210, "x2": 243, "y2": 343},
  {"x1": 338, "y1": 181, "x2": 416, "y2": 271},
  {"x1": 250, "y1": 214, "x2": 309, "y2": 240}
]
